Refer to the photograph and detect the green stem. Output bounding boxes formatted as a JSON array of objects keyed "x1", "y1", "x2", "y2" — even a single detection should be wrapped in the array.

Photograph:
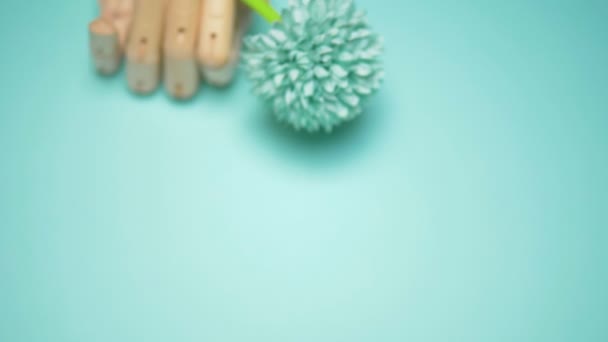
[{"x1": 240, "y1": 0, "x2": 281, "y2": 23}]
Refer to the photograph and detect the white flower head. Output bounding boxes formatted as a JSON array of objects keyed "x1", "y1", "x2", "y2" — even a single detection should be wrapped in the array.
[{"x1": 243, "y1": 0, "x2": 384, "y2": 133}]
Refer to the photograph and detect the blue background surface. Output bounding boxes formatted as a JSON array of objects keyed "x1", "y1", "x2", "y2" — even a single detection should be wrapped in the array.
[{"x1": 1, "y1": 1, "x2": 607, "y2": 341}]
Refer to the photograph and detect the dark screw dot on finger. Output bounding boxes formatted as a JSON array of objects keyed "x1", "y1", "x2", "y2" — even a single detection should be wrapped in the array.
[
  {"x1": 140, "y1": 37, "x2": 147, "y2": 44},
  {"x1": 175, "y1": 83, "x2": 183, "y2": 94},
  {"x1": 210, "y1": 32, "x2": 217, "y2": 40},
  {"x1": 178, "y1": 27, "x2": 186, "y2": 34}
]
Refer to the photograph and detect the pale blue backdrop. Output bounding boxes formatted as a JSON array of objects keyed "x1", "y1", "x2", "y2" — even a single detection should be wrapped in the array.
[{"x1": 1, "y1": 1, "x2": 607, "y2": 341}]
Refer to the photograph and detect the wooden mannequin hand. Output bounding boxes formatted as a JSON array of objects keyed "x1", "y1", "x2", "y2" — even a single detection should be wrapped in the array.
[{"x1": 89, "y1": 0, "x2": 253, "y2": 99}]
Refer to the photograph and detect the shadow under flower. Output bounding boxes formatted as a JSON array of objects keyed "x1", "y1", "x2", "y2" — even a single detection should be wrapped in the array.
[{"x1": 243, "y1": 89, "x2": 392, "y2": 171}]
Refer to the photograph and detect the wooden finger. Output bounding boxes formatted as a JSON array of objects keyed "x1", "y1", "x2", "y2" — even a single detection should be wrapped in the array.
[
  {"x1": 89, "y1": 19, "x2": 121, "y2": 75},
  {"x1": 197, "y1": 0, "x2": 236, "y2": 69},
  {"x1": 89, "y1": 0, "x2": 133, "y2": 75},
  {"x1": 164, "y1": 0, "x2": 201, "y2": 99},
  {"x1": 201, "y1": 1, "x2": 252, "y2": 86},
  {"x1": 126, "y1": 0, "x2": 166, "y2": 94},
  {"x1": 99, "y1": 0, "x2": 133, "y2": 47}
]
